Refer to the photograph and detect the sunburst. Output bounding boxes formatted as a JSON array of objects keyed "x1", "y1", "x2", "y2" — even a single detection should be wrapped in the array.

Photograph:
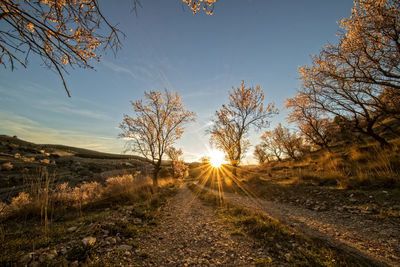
[{"x1": 208, "y1": 149, "x2": 225, "y2": 168}]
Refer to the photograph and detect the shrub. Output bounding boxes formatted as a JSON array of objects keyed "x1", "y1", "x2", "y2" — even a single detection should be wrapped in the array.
[
  {"x1": 9, "y1": 192, "x2": 31, "y2": 213},
  {"x1": 171, "y1": 161, "x2": 188, "y2": 178},
  {"x1": 1, "y1": 162, "x2": 13, "y2": 171},
  {"x1": 102, "y1": 174, "x2": 152, "y2": 202}
]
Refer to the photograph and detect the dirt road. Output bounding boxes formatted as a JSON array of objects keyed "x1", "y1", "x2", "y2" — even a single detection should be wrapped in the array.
[
  {"x1": 132, "y1": 184, "x2": 280, "y2": 266},
  {"x1": 201, "y1": 185, "x2": 399, "y2": 266}
]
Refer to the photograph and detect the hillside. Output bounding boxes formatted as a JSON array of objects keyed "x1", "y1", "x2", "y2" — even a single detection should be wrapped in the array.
[{"x1": 0, "y1": 135, "x2": 150, "y2": 199}]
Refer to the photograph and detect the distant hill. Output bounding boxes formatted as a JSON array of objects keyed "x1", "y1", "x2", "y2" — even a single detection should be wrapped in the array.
[{"x1": 0, "y1": 134, "x2": 148, "y2": 161}]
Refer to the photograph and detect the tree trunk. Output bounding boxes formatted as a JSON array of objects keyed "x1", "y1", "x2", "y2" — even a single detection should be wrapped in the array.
[
  {"x1": 366, "y1": 126, "x2": 392, "y2": 149},
  {"x1": 231, "y1": 163, "x2": 238, "y2": 177},
  {"x1": 152, "y1": 165, "x2": 160, "y2": 190}
]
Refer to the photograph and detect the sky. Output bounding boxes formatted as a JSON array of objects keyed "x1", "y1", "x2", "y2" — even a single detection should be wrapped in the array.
[{"x1": 0, "y1": 0, "x2": 354, "y2": 163}]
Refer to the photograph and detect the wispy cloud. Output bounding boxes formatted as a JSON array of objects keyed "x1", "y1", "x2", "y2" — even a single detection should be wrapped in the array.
[
  {"x1": 35, "y1": 99, "x2": 112, "y2": 121},
  {"x1": 102, "y1": 61, "x2": 140, "y2": 79},
  {"x1": 103, "y1": 61, "x2": 156, "y2": 81},
  {"x1": 102, "y1": 60, "x2": 176, "y2": 90},
  {"x1": 0, "y1": 82, "x2": 112, "y2": 121},
  {"x1": 156, "y1": 69, "x2": 174, "y2": 90}
]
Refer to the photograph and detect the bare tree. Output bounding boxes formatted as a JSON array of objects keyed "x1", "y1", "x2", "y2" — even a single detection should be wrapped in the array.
[
  {"x1": 260, "y1": 130, "x2": 283, "y2": 161},
  {"x1": 120, "y1": 89, "x2": 195, "y2": 188},
  {"x1": 299, "y1": 54, "x2": 392, "y2": 148},
  {"x1": 208, "y1": 80, "x2": 277, "y2": 172},
  {"x1": 253, "y1": 145, "x2": 269, "y2": 165},
  {"x1": 261, "y1": 123, "x2": 302, "y2": 160},
  {"x1": 286, "y1": 93, "x2": 334, "y2": 150}
]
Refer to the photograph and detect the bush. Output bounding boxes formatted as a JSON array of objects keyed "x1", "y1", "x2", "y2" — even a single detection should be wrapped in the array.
[
  {"x1": 9, "y1": 192, "x2": 31, "y2": 213},
  {"x1": 0, "y1": 162, "x2": 13, "y2": 171}
]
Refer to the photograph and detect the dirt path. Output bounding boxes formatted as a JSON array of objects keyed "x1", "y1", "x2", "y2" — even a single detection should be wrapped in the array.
[
  {"x1": 200, "y1": 185, "x2": 399, "y2": 266},
  {"x1": 132, "y1": 184, "x2": 275, "y2": 266}
]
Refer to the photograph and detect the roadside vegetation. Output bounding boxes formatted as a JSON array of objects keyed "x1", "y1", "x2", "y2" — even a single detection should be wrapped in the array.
[
  {"x1": 0, "y1": 169, "x2": 180, "y2": 266},
  {"x1": 190, "y1": 137, "x2": 400, "y2": 221}
]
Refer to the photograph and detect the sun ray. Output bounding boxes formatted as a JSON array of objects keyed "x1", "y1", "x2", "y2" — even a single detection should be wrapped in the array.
[{"x1": 208, "y1": 149, "x2": 225, "y2": 168}]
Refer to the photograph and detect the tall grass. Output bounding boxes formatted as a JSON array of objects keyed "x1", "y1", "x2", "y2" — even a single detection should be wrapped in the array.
[
  {"x1": 259, "y1": 141, "x2": 400, "y2": 190},
  {"x1": 0, "y1": 168, "x2": 166, "y2": 221},
  {"x1": 299, "y1": 143, "x2": 400, "y2": 189}
]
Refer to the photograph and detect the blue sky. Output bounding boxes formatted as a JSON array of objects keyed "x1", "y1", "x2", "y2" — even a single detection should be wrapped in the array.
[{"x1": 0, "y1": 0, "x2": 354, "y2": 163}]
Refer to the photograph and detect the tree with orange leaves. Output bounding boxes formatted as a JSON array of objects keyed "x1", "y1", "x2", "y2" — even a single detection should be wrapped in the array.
[
  {"x1": 297, "y1": 0, "x2": 400, "y2": 148},
  {"x1": 0, "y1": 0, "x2": 132, "y2": 97},
  {"x1": 0, "y1": 0, "x2": 216, "y2": 97},
  {"x1": 336, "y1": 0, "x2": 400, "y2": 92},
  {"x1": 208, "y1": 81, "x2": 277, "y2": 172},
  {"x1": 182, "y1": 0, "x2": 216, "y2": 15},
  {"x1": 260, "y1": 123, "x2": 304, "y2": 161},
  {"x1": 120, "y1": 89, "x2": 195, "y2": 188}
]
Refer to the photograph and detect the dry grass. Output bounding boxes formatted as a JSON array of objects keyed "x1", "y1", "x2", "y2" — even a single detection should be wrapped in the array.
[
  {"x1": 0, "y1": 168, "x2": 174, "y2": 221},
  {"x1": 0, "y1": 173, "x2": 180, "y2": 265},
  {"x1": 261, "y1": 141, "x2": 400, "y2": 190}
]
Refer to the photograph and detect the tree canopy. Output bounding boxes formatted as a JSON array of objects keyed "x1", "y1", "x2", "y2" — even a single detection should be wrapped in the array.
[
  {"x1": 209, "y1": 81, "x2": 277, "y2": 169},
  {"x1": 120, "y1": 89, "x2": 195, "y2": 187}
]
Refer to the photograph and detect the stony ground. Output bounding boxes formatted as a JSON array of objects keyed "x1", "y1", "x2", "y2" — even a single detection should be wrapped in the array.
[
  {"x1": 132, "y1": 184, "x2": 276, "y2": 266},
  {"x1": 200, "y1": 185, "x2": 400, "y2": 266}
]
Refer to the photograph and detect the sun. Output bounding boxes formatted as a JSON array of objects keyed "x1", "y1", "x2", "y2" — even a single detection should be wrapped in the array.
[{"x1": 208, "y1": 149, "x2": 225, "y2": 168}]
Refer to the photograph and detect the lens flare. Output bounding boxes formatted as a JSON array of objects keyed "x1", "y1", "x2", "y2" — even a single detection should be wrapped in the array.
[{"x1": 208, "y1": 149, "x2": 225, "y2": 168}]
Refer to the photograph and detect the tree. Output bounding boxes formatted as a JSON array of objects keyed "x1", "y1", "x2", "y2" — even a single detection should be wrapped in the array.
[
  {"x1": 253, "y1": 145, "x2": 270, "y2": 165},
  {"x1": 208, "y1": 80, "x2": 277, "y2": 172},
  {"x1": 297, "y1": 0, "x2": 400, "y2": 148},
  {"x1": 0, "y1": 0, "x2": 127, "y2": 97},
  {"x1": 274, "y1": 123, "x2": 302, "y2": 160},
  {"x1": 182, "y1": 0, "x2": 216, "y2": 15},
  {"x1": 120, "y1": 89, "x2": 195, "y2": 188},
  {"x1": 286, "y1": 93, "x2": 334, "y2": 150},
  {"x1": 165, "y1": 146, "x2": 187, "y2": 178},
  {"x1": 336, "y1": 0, "x2": 400, "y2": 93},
  {"x1": 299, "y1": 50, "x2": 393, "y2": 148},
  {"x1": 260, "y1": 130, "x2": 283, "y2": 161},
  {"x1": 0, "y1": 0, "x2": 216, "y2": 97},
  {"x1": 261, "y1": 123, "x2": 302, "y2": 161}
]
